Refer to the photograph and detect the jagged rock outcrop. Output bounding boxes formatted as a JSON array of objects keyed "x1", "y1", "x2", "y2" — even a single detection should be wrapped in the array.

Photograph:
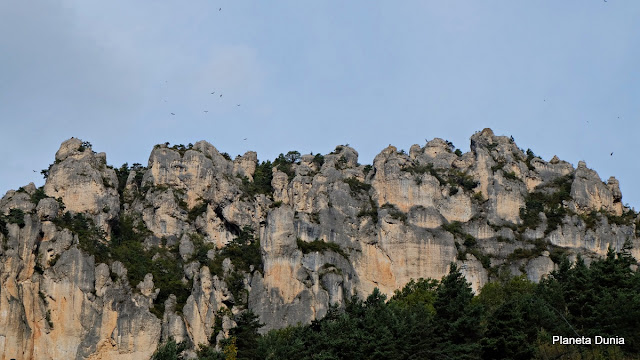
[{"x1": 1, "y1": 129, "x2": 639, "y2": 359}]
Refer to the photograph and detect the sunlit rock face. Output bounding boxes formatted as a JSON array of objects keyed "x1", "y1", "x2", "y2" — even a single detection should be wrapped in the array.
[{"x1": 1, "y1": 130, "x2": 638, "y2": 358}]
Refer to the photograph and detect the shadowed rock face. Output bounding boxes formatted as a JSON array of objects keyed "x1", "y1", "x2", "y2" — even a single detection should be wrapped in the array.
[{"x1": 1, "y1": 129, "x2": 638, "y2": 358}]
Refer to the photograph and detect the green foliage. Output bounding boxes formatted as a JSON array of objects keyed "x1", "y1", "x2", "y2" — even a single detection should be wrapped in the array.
[
  {"x1": 296, "y1": 238, "x2": 349, "y2": 259},
  {"x1": 212, "y1": 226, "x2": 262, "y2": 276},
  {"x1": 254, "y1": 253, "x2": 640, "y2": 359},
  {"x1": 442, "y1": 221, "x2": 477, "y2": 246},
  {"x1": 579, "y1": 210, "x2": 600, "y2": 230},
  {"x1": 525, "y1": 148, "x2": 537, "y2": 170},
  {"x1": 0, "y1": 217, "x2": 7, "y2": 243},
  {"x1": 403, "y1": 163, "x2": 478, "y2": 192},
  {"x1": 519, "y1": 174, "x2": 573, "y2": 234},
  {"x1": 491, "y1": 161, "x2": 505, "y2": 172},
  {"x1": 168, "y1": 143, "x2": 194, "y2": 157},
  {"x1": 342, "y1": 177, "x2": 371, "y2": 195},
  {"x1": 606, "y1": 208, "x2": 637, "y2": 226},
  {"x1": 30, "y1": 187, "x2": 48, "y2": 205},
  {"x1": 503, "y1": 171, "x2": 518, "y2": 181},
  {"x1": 273, "y1": 152, "x2": 299, "y2": 181},
  {"x1": 111, "y1": 215, "x2": 191, "y2": 315},
  {"x1": 472, "y1": 191, "x2": 485, "y2": 202},
  {"x1": 240, "y1": 161, "x2": 274, "y2": 199},
  {"x1": 188, "y1": 201, "x2": 209, "y2": 221},
  {"x1": 228, "y1": 310, "x2": 264, "y2": 360},
  {"x1": 363, "y1": 164, "x2": 373, "y2": 176},
  {"x1": 390, "y1": 278, "x2": 438, "y2": 313},
  {"x1": 45, "y1": 309, "x2": 54, "y2": 328},
  {"x1": 77, "y1": 141, "x2": 92, "y2": 152},
  {"x1": 54, "y1": 212, "x2": 109, "y2": 262},
  {"x1": 207, "y1": 227, "x2": 262, "y2": 308},
  {"x1": 151, "y1": 339, "x2": 188, "y2": 360},
  {"x1": 309, "y1": 211, "x2": 320, "y2": 223},
  {"x1": 403, "y1": 163, "x2": 445, "y2": 185},
  {"x1": 356, "y1": 197, "x2": 379, "y2": 223},
  {"x1": 114, "y1": 163, "x2": 147, "y2": 201},
  {"x1": 6, "y1": 208, "x2": 26, "y2": 228},
  {"x1": 54, "y1": 213, "x2": 191, "y2": 317},
  {"x1": 312, "y1": 153, "x2": 325, "y2": 168},
  {"x1": 507, "y1": 239, "x2": 549, "y2": 261},
  {"x1": 381, "y1": 203, "x2": 407, "y2": 223},
  {"x1": 455, "y1": 149, "x2": 463, "y2": 157},
  {"x1": 334, "y1": 155, "x2": 348, "y2": 170}
]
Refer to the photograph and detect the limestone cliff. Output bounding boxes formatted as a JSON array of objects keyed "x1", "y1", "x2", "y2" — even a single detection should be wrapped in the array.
[{"x1": 1, "y1": 129, "x2": 638, "y2": 359}]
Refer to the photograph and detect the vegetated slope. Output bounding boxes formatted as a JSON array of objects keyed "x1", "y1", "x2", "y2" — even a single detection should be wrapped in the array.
[{"x1": 0, "y1": 129, "x2": 638, "y2": 359}]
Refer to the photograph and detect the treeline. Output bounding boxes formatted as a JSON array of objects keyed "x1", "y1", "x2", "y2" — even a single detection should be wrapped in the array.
[{"x1": 153, "y1": 244, "x2": 640, "y2": 360}]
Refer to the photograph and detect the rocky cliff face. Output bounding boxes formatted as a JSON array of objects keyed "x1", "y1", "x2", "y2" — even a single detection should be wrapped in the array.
[{"x1": 1, "y1": 129, "x2": 638, "y2": 359}]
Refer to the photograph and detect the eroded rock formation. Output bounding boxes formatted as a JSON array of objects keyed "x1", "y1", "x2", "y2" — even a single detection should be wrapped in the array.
[{"x1": 1, "y1": 129, "x2": 638, "y2": 359}]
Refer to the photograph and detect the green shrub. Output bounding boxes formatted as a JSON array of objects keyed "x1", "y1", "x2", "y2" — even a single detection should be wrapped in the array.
[
  {"x1": 455, "y1": 149, "x2": 463, "y2": 157},
  {"x1": 205, "y1": 227, "x2": 262, "y2": 308},
  {"x1": 607, "y1": 209, "x2": 637, "y2": 226},
  {"x1": 188, "y1": 201, "x2": 208, "y2": 221},
  {"x1": 313, "y1": 154, "x2": 325, "y2": 168},
  {"x1": 30, "y1": 187, "x2": 48, "y2": 205},
  {"x1": 240, "y1": 160, "x2": 274, "y2": 199},
  {"x1": 525, "y1": 149, "x2": 537, "y2": 170},
  {"x1": 357, "y1": 198, "x2": 378, "y2": 223},
  {"x1": 473, "y1": 192, "x2": 485, "y2": 202},
  {"x1": 273, "y1": 152, "x2": 299, "y2": 181},
  {"x1": 519, "y1": 174, "x2": 573, "y2": 234},
  {"x1": 296, "y1": 238, "x2": 349, "y2": 259},
  {"x1": 151, "y1": 339, "x2": 188, "y2": 360},
  {"x1": 7, "y1": 208, "x2": 26, "y2": 228},
  {"x1": 45, "y1": 310, "x2": 54, "y2": 328},
  {"x1": 381, "y1": 203, "x2": 407, "y2": 224},
  {"x1": 0, "y1": 216, "x2": 7, "y2": 238},
  {"x1": 363, "y1": 164, "x2": 373, "y2": 176},
  {"x1": 579, "y1": 210, "x2": 600, "y2": 230},
  {"x1": 343, "y1": 177, "x2": 371, "y2": 195},
  {"x1": 503, "y1": 171, "x2": 518, "y2": 181},
  {"x1": 491, "y1": 161, "x2": 506, "y2": 172}
]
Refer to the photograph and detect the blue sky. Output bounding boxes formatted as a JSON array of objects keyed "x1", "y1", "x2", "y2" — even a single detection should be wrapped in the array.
[{"x1": 1, "y1": 1, "x2": 639, "y2": 207}]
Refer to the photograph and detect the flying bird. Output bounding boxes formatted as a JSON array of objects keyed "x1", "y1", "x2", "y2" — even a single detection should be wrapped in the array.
[
  {"x1": 611, "y1": 152, "x2": 614, "y2": 156},
  {"x1": 243, "y1": 138, "x2": 247, "y2": 141},
  {"x1": 211, "y1": 92, "x2": 215, "y2": 95},
  {"x1": 219, "y1": 94, "x2": 222, "y2": 98},
  {"x1": 204, "y1": 110, "x2": 209, "y2": 113},
  {"x1": 219, "y1": 8, "x2": 222, "y2": 11},
  {"x1": 171, "y1": 113, "x2": 175, "y2": 115},
  {"x1": 237, "y1": 104, "x2": 241, "y2": 107}
]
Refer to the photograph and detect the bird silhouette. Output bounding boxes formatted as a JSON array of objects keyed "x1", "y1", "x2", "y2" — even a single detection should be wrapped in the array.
[
  {"x1": 219, "y1": 94, "x2": 222, "y2": 98},
  {"x1": 211, "y1": 92, "x2": 215, "y2": 95},
  {"x1": 219, "y1": 8, "x2": 221, "y2": 11},
  {"x1": 611, "y1": 152, "x2": 614, "y2": 156},
  {"x1": 237, "y1": 104, "x2": 241, "y2": 107},
  {"x1": 171, "y1": 113, "x2": 175, "y2": 116},
  {"x1": 204, "y1": 110, "x2": 208, "y2": 113},
  {"x1": 243, "y1": 138, "x2": 247, "y2": 141}
]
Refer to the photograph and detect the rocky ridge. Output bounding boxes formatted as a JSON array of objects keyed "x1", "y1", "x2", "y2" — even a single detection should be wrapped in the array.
[{"x1": 0, "y1": 128, "x2": 638, "y2": 359}]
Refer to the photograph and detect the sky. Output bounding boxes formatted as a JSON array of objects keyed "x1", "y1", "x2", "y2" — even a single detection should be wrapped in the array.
[{"x1": 1, "y1": 1, "x2": 639, "y2": 207}]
